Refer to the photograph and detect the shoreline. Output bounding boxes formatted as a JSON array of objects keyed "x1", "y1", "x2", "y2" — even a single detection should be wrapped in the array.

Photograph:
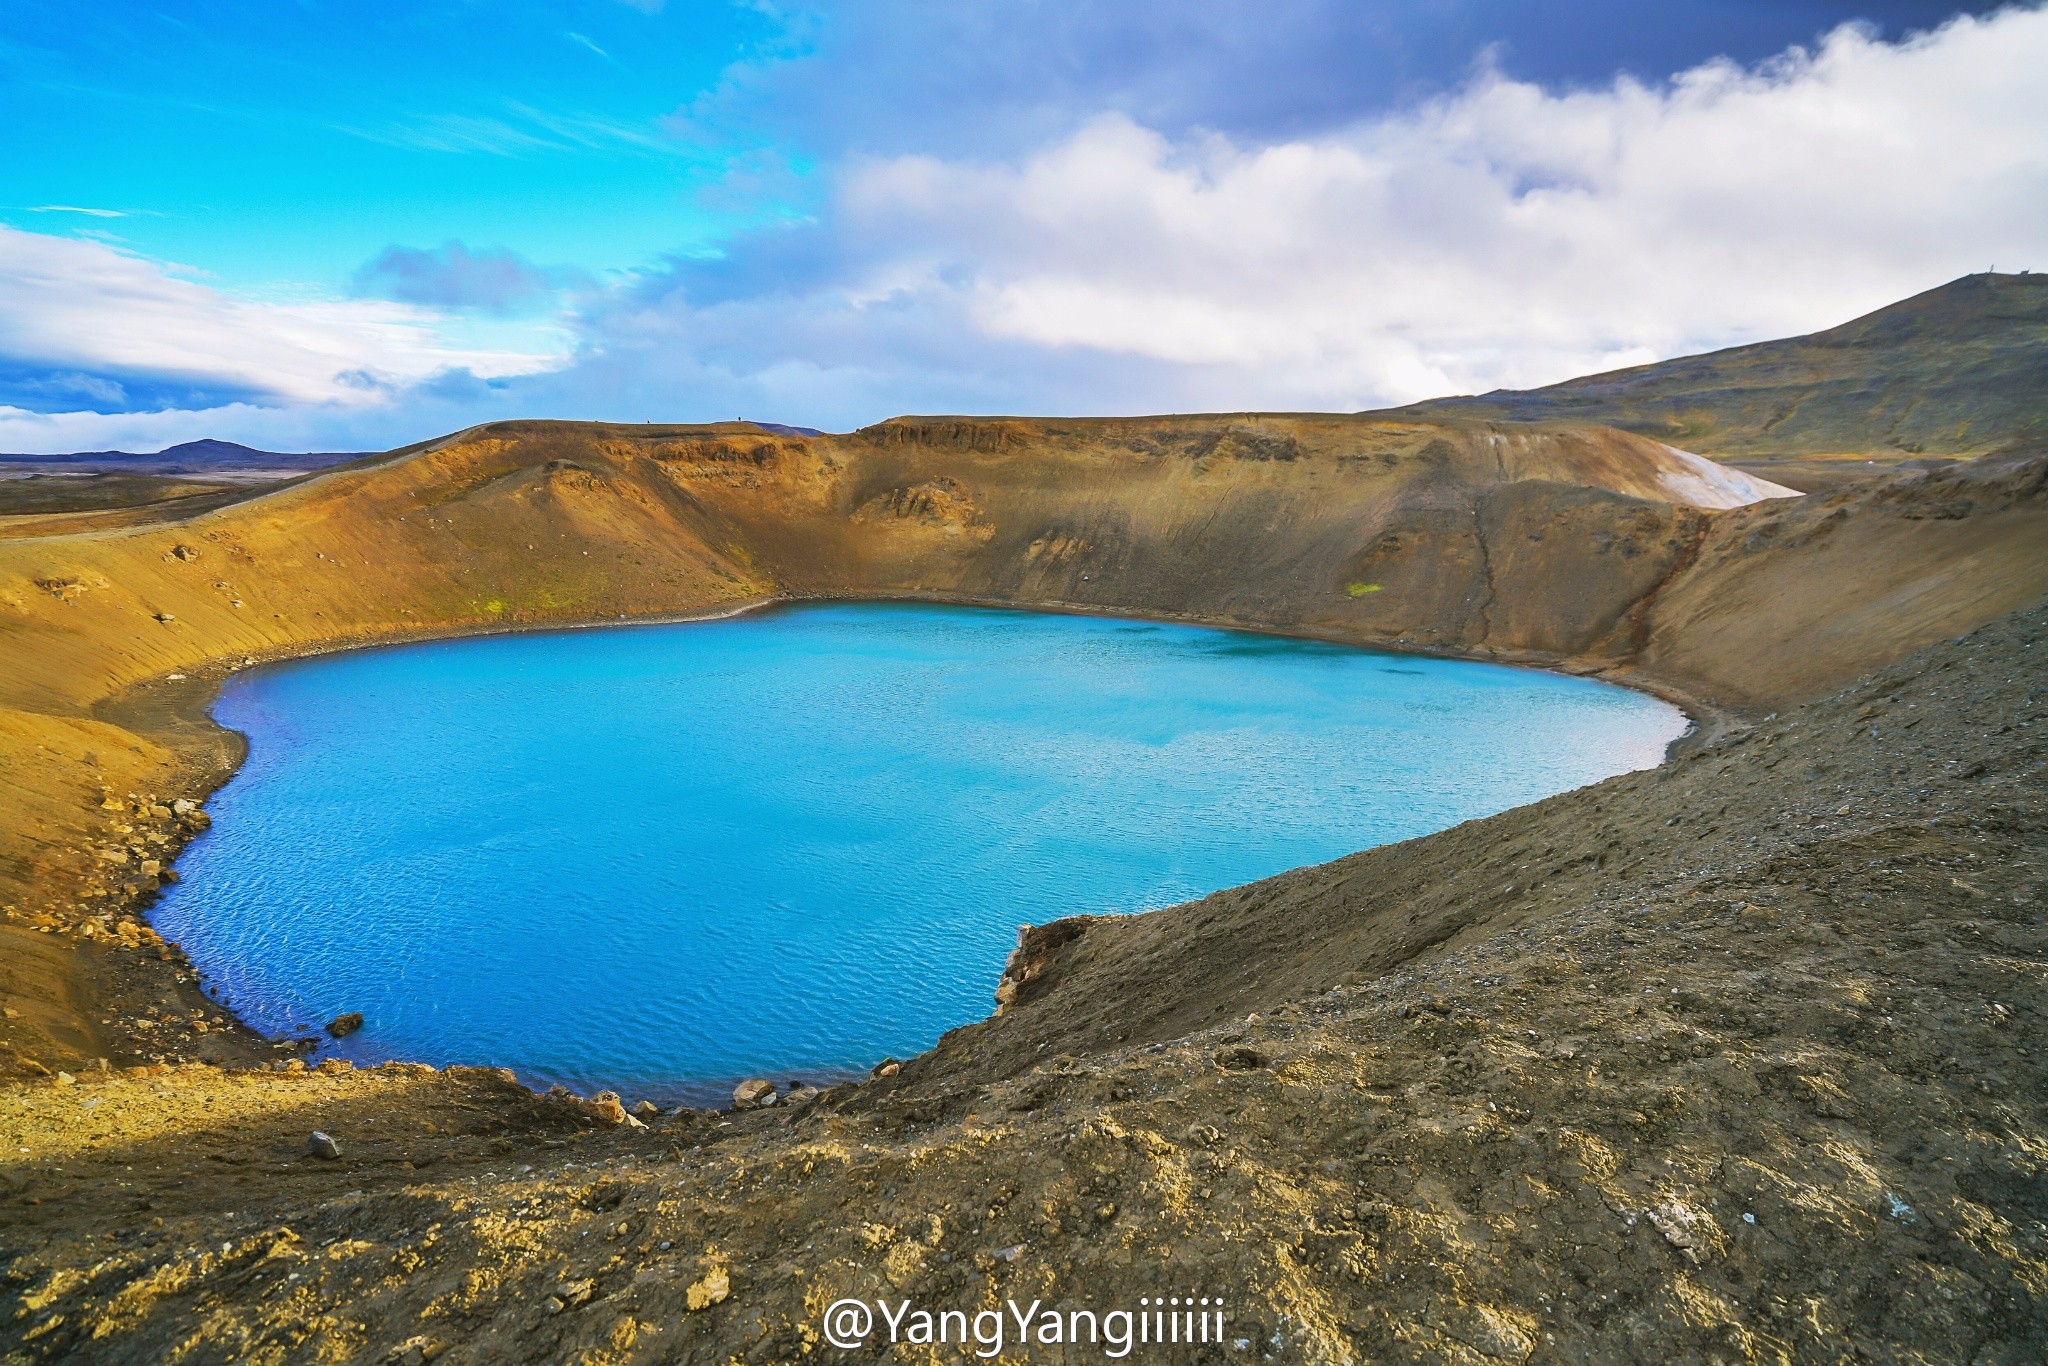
[
  {"x1": 5, "y1": 424, "x2": 2035, "y2": 1100},
  {"x1": 91, "y1": 590, "x2": 1711, "y2": 1099},
  {"x1": 8, "y1": 598, "x2": 2041, "y2": 1362}
]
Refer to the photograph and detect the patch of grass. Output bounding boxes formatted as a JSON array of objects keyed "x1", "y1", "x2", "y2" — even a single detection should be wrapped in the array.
[{"x1": 1345, "y1": 582, "x2": 1383, "y2": 598}]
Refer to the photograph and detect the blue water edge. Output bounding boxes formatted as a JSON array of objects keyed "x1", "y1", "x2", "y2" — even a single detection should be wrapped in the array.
[{"x1": 149, "y1": 602, "x2": 1686, "y2": 1104}]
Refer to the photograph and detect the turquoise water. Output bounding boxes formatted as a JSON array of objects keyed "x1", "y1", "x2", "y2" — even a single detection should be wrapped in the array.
[{"x1": 151, "y1": 602, "x2": 1685, "y2": 1103}]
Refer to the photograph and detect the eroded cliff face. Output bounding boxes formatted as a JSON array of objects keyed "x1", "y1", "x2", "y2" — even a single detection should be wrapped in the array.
[{"x1": 777, "y1": 418, "x2": 1733, "y2": 662}]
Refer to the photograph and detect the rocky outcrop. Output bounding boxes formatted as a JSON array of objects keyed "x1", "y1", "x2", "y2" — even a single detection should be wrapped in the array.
[
  {"x1": 852, "y1": 476, "x2": 996, "y2": 540},
  {"x1": 992, "y1": 916, "x2": 1109, "y2": 1012},
  {"x1": 731, "y1": 1078, "x2": 776, "y2": 1109}
]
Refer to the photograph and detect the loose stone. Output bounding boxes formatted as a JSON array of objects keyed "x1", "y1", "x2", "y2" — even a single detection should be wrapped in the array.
[{"x1": 685, "y1": 1266, "x2": 731, "y2": 1311}]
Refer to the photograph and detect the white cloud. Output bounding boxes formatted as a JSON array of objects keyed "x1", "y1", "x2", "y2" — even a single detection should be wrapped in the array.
[
  {"x1": 5, "y1": 6, "x2": 2046, "y2": 450},
  {"x1": 793, "y1": 5, "x2": 2048, "y2": 406},
  {"x1": 27, "y1": 205, "x2": 133, "y2": 219},
  {"x1": 0, "y1": 225, "x2": 562, "y2": 411}
]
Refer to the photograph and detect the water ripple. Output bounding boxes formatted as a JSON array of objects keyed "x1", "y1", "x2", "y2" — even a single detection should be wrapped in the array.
[{"x1": 150, "y1": 603, "x2": 1685, "y2": 1105}]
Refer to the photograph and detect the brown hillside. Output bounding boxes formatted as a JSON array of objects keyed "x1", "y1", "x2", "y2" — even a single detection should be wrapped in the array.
[
  {"x1": 3, "y1": 417, "x2": 2043, "y2": 1065},
  {"x1": 1396, "y1": 272, "x2": 2048, "y2": 458},
  {"x1": 0, "y1": 415, "x2": 2044, "y2": 1361}
]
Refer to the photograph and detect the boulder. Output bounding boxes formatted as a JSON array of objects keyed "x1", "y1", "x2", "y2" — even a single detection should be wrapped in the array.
[
  {"x1": 732, "y1": 1078, "x2": 777, "y2": 1110},
  {"x1": 586, "y1": 1091, "x2": 629, "y2": 1126},
  {"x1": 307, "y1": 1131, "x2": 342, "y2": 1160},
  {"x1": 326, "y1": 1011, "x2": 364, "y2": 1038}
]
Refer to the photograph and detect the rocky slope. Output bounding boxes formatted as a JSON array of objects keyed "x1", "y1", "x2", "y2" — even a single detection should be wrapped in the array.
[
  {"x1": 0, "y1": 415, "x2": 2044, "y2": 1360},
  {"x1": 3, "y1": 539, "x2": 2043, "y2": 1365},
  {"x1": 1396, "y1": 272, "x2": 2048, "y2": 459}
]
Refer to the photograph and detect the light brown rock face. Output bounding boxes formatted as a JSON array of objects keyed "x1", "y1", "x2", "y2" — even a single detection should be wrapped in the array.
[{"x1": 731, "y1": 1078, "x2": 776, "y2": 1110}]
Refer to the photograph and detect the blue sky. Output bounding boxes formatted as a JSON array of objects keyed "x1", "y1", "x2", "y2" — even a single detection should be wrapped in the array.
[
  {"x1": 1, "y1": 3, "x2": 771, "y2": 280},
  {"x1": 1, "y1": 1, "x2": 2042, "y2": 451}
]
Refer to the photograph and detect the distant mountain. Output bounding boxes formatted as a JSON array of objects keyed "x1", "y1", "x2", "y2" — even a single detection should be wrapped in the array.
[
  {"x1": 0, "y1": 439, "x2": 367, "y2": 477},
  {"x1": 745, "y1": 421, "x2": 827, "y2": 438},
  {"x1": 1386, "y1": 272, "x2": 2048, "y2": 458}
]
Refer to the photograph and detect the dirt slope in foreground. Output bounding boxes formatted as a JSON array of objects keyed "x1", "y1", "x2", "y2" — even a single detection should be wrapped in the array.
[{"x1": 3, "y1": 575, "x2": 2043, "y2": 1365}]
